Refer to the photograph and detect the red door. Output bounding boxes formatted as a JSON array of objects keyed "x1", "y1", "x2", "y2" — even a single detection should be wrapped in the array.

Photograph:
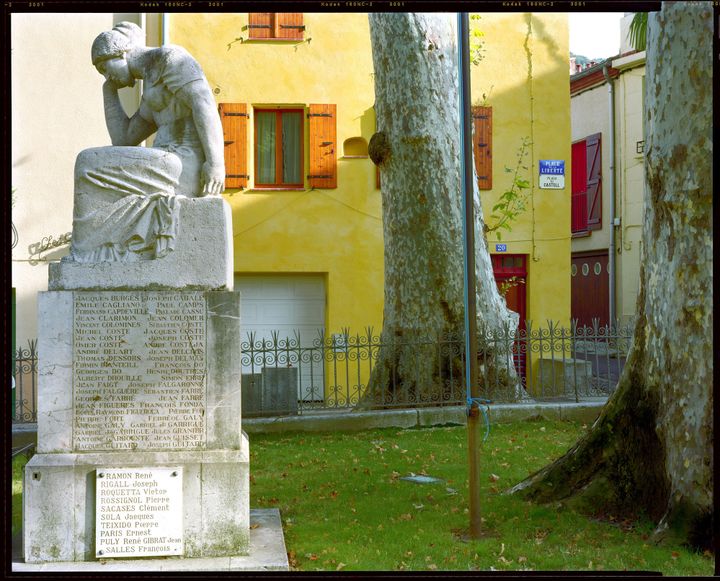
[
  {"x1": 491, "y1": 254, "x2": 527, "y2": 383},
  {"x1": 571, "y1": 251, "x2": 609, "y2": 328}
]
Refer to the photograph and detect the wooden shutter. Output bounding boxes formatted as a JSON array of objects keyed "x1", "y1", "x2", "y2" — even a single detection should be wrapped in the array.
[
  {"x1": 472, "y1": 106, "x2": 492, "y2": 190},
  {"x1": 219, "y1": 103, "x2": 249, "y2": 189},
  {"x1": 275, "y1": 13, "x2": 304, "y2": 40},
  {"x1": 308, "y1": 104, "x2": 337, "y2": 189},
  {"x1": 571, "y1": 139, "x2": 588, "y2": 233},
  {"x1": 248, "y1": 13, "x2": 273, "y2": 39},
  {"x1": 586, "y1": 133, "x2": 602, "y2": 230}
]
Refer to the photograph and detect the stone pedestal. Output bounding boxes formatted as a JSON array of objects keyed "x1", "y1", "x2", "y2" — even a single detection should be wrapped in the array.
[
  {"x1": 48, "y1": 197, "x2": 234, "y2": 291},
  {"x1": 23, "y1": 197, "x2": 262, "y2": 566}
]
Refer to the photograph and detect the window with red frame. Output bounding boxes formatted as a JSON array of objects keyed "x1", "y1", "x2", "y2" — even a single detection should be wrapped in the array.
[{"x1": 254, "y1": 109, "x2": 304, "y2": 188}]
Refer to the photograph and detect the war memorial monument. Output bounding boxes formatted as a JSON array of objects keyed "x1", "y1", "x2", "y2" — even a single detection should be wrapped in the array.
[{"x1": 19, "y1": 22, "x2": 287, "y2": 571}]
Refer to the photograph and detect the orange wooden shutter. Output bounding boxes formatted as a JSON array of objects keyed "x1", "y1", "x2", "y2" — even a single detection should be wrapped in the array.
[
  {"x1": 308, "y1": 104, "x2": 337, "y2": 189},
  {"x1": 219, "y1": 103, "x2": 248, "y2": 189},
  {"x1": 472, "y1": 106, "x2": 492, "y2": 190},
  {"x1": 248, "y1": 13, "x2": 272, "y2": 39},
  {"x1": 275, "y1": 13, "x2": 304, "y2": 40}
]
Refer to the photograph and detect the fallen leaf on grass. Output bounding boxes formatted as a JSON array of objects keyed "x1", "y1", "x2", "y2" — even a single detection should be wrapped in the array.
[
  {"x1": 306, "y1": 553, "x2": 318, "y2": 561},
  {"x1": 288, "y1": 551, "x2": 298, "y2": 568},
  {"x1": 489, "y1": 473, "x2": 500, "y2": 482},
  {"x1": 518, "y1": 556, "x2": 527, "y2": 563},
  {"x1": 399, "y1": 513, "x2": 413, "y2": 521},
  {"x1": 671, "y1": 551, "x2": 680, "y2": 560},
  {"x1": 336, "y1": 562, "x2": 347, "y2": 570},
  {"x1": 428, "y1": 564, "x2": 438, "y2": 570}
]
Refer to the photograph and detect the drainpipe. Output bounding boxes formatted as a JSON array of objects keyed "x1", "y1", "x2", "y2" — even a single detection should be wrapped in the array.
[
  {"x1": 603, "y1": 64, "x2": 616, "y2": 326},
  {"x1": 161, "y1": 13, "x2": 168, "y2": 46}
]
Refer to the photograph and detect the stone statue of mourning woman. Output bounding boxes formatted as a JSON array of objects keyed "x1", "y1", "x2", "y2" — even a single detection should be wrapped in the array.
[{"x1": 68, "y1": 21, "x2": 225, "y2": 262}]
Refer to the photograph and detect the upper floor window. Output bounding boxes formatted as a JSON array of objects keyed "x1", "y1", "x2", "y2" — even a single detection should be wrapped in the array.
[
  {"x1": 219, "y1": 103, "x2": 337, "y2": 191},
  {"x1": 571, "y1": 133, "x2": 602, "y2": 234},
  {"x1": 248, "y1": 13, "x2": 305, "y2": 40},
  {"x1": 255, "y1": 110, "x2": 304, "y2": 188}
]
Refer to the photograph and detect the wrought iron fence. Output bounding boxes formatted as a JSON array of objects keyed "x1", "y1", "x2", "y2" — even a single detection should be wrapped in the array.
[
  {"x1": 12, "y1": 340, "x2": 38, "y2": 423},
  {"x1": 242, "y1": 319, "x2": 635, "y2": 416},
  {"x1": 12, "y1": 319, "x2": 635, "y2": 422}
]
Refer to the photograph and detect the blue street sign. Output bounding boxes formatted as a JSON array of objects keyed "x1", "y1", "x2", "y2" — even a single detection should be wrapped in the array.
[
  {"x1": 495, "y1": 244, "x2": 507, "y2": 252},
  {"x1": 539, "y1": 160, "x2": 565, "y2": 175}
]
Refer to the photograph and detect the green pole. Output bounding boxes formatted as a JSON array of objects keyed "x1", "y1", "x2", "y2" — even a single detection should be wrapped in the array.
[{"x1": 458, "y1": 12, "x2": 482, "y2": 539}]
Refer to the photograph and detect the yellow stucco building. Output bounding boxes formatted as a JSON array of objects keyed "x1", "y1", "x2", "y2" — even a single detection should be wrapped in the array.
[
  {"x1": 12, "y1": 12, "x2": 571, "y2": 410},
  {"x1": 169, "y1": 12, "x2": 572, "y2": 396}
]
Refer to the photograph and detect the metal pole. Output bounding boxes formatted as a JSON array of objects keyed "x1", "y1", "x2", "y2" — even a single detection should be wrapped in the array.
[
  {"x1": 457, "y1": 12, "x2": 482, "y2": 539},
  {"x1": 602, "y1": 64, "x2": 617, "y2": 326}
]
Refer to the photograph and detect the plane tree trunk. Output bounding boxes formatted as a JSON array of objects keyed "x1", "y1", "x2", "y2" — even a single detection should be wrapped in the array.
[
  {"x1": 362, "y1": 13, "x2": 519, "y2": 408},
  {"x1": 507, "y1": 2, "x2": 713, "y2": 549}
]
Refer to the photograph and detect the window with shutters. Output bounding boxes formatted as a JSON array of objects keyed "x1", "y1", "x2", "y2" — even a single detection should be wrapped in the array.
[
  {"x1": 219, "y1": 103, "x2": 337, "y2": 191},
  {"x1": 254, "y1": 109, "x2": 304, "y2": 188},
  {"x1": 571, "y1": 133, "x2": 602, "y2": 234},
  {"x1": 248, "y1": 13, "x2": 305, "y2": 40}
]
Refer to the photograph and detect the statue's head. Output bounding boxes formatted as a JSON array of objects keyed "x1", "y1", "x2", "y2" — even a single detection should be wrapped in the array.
[{"x1": 91, "y1": 21, "x2": 145, "y2": 67}]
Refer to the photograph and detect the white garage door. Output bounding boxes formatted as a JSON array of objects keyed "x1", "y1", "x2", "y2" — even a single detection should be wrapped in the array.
[{"x1": 235, "y1": 275, "x2": 325, "y2": 401}]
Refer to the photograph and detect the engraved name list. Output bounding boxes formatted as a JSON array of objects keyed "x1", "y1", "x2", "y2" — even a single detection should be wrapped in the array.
[{"x1": 73, "y1": 291, "x2": 207, "y2": 451}]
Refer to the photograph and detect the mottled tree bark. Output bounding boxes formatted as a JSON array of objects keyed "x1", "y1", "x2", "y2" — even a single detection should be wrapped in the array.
[
  {"x1": 508, "y1": 2, "x2": 713, "y2": 549},
  {"x1": 362, "y1": 14, "x2": 519, "y2": 408}
]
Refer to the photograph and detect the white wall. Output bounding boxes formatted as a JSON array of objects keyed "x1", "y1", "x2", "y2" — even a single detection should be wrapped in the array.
[
  {"x1": 11, "y1": 13, "x2": 142, "y2": 347},
  {"x1": 614, "y1": 63, "x2": 646, "y2": 322}
]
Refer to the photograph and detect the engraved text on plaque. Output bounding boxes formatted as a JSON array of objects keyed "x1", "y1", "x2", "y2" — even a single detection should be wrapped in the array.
[{"x1": 73, "y1": 292, "x2": 207, "y2": 451}]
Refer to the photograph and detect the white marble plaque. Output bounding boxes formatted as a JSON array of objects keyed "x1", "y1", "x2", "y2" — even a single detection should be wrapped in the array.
[
  {"x1": 96, "y1": 467, "x2": 183, "y2": 558},
  {"x1": 73, "y1": 291, "x2": 207, "y2": 451}
]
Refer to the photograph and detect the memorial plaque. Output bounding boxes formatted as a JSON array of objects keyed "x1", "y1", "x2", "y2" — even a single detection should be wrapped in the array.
[
  {"x1": 73, "y1": 291, "x2": 207, "y2": 451},
  {"x1": 96, "y1": 467, "x2": 183, "y2": 558}
]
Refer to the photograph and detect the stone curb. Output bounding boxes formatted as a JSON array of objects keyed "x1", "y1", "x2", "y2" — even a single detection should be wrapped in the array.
[
  {"x1": 13, "y1": 401, "x2": 606, "y2": 441},
  {"x1": 243, "y1": 400, "x2": 607, "y2": 434}
]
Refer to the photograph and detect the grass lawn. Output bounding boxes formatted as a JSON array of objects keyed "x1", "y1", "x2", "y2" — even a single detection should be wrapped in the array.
[
  {"x1": 12, "y1": 418, "x2": 714, "y2": 574},
  {"x1": 12, "y1": 455, "x2": 25, "y2": 538},
  {"x1": 248, "y1": 418, "x2": 713, "y2": 574}
]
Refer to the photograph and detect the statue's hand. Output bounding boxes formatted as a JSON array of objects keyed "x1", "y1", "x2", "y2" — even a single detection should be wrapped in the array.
[{"x1": 200, "y1": 161, "x2": 225, "y2": 196}]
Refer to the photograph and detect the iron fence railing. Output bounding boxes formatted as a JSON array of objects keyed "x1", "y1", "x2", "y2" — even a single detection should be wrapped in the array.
[
  {"x1": 241, "y1": 320, "x2": 635, "y2": 416},
  {"x1": 12, "y1": 340, "x2": 37, "y2": 423},
  {"x1": 12, "y1": 319, "x2": 635, "y2": 422}
]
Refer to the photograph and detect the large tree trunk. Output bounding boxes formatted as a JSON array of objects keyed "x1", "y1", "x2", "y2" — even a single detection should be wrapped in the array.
[
  {"x1": 361, "y1": 13, "x2": 520, "y2": 409},
  {"x1": 508, "y1": 2, "x2": 713, "y2": 549}
]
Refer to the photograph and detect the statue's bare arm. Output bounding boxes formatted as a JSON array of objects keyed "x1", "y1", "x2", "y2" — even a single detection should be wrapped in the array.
[
  {"x1": 175, "y1": 80, "x2": 226, "y2": 196},
  {"x1": 102, "y1": 80, "x2": 157, "y2": 146}
]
